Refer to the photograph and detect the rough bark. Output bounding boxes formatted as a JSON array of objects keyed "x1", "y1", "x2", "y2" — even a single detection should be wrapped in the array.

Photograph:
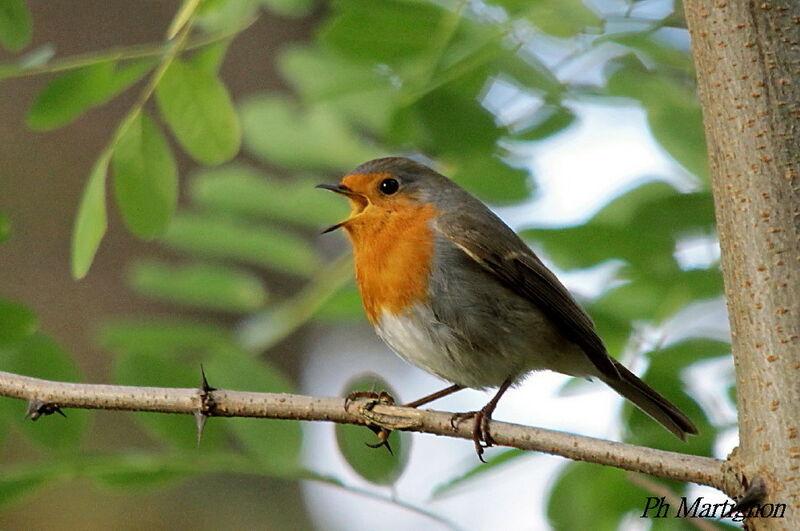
[{"x1": 683, "y1": 1, "x2": 800, "y2": 527}]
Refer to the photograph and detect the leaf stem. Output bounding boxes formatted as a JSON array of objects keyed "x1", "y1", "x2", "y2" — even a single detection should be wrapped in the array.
[
  {"x1": 0, "y1": 15, "x2": 257, "y2": 81},
  {"x1": 238, "y1": 252, "x2": 353, "y2": 351}
]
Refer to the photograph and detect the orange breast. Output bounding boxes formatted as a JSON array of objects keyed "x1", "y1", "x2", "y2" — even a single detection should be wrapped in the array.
[{"x1": 345, "y1": 201, "x2": 437, "y2": 324}]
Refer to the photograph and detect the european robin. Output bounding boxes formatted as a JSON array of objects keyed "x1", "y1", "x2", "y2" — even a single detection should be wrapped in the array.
[{"x1": 318, "y1": 157, "x2": 697, "y2": 459}]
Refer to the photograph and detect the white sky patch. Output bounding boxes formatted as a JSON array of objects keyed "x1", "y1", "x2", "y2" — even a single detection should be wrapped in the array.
[{"x1": 500, "y1": 100, "x2": 696, "y2": 229}]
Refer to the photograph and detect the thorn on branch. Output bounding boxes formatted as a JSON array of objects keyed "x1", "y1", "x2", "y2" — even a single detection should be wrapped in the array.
[
  {"x1": 195, "y1": 365, "x2": 218, "y2": 446},
  {"x1": 194, "y1": 410, "x2": 207, "y2": 447},
  {"x1": 25, "y1": 399, "x2": 66, "y2": 421},
  {"x1": 200, "y1": 364, "x2": 217, "y2": 393}
]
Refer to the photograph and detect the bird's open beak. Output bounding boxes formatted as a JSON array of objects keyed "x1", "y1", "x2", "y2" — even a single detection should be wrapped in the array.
[
  {"x1": 315, "y1": 183, "x2": 357, "y2": 196},
  {"x1": 315, "y1": 183, "x2": 368, "y2": 233}
]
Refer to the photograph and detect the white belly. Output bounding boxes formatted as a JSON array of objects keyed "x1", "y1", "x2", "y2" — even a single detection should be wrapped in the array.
[
  {"x1": 374, "y1": 301, "x2": 596, "y2": 390},
  {"x1": 374, "y1": 304, "x2": 522, "y2": 389}
]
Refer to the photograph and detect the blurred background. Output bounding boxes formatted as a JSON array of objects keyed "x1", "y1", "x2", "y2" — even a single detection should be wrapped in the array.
[{"x1": 0, "y1": 0, "x2": 736, "y2": 529}]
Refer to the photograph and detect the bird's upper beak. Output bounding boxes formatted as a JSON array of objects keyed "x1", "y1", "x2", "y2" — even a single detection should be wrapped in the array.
[
  {"x1": 315, "y1": 183, "x2": 357, "y2": 197},
  {"x1": 315, "y1": 183, "x2": 368, "y2": 233}
]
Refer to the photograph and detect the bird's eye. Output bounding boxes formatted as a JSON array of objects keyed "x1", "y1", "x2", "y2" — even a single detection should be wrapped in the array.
[{"x1": 378, "y1": 178, "x2": 399, "y2": 195}]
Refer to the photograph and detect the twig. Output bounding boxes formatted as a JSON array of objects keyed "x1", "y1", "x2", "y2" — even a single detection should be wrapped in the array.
[
  {"x1": 0, "y1": 16, "x2": 258, "y2": 81},
  {"x1": 0, "y1": 370, "x2": 731, "y2": 495}
]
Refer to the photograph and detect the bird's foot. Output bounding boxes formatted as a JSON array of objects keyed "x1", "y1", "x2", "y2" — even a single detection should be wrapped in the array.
[
  {"x1": 450, "y1": 408, "x2": 496, "y2": 462},
  {"x1": 343, "y1": 390, "x2": 395, "y2": 454},
  {"x1": 344, "y1": 390, "x2": 395, "y2": 409}
]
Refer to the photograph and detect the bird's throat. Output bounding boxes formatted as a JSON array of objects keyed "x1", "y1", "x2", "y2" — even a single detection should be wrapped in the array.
[{"x1": 347, "y1": 202, "x2": 437, "y2": 324}]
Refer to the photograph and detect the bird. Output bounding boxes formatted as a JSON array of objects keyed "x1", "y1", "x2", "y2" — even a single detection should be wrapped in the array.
[{"x1": 317, "y1": 156, "x2": 697, "y2": 459}]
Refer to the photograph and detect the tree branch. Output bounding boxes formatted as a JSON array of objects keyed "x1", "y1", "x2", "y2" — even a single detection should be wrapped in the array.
[{"x1": 0, "y1": 369, "x2": 734, "y2": 494}]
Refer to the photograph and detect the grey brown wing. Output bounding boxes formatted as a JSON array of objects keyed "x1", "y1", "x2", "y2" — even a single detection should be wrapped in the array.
[{"x1": 435, "y1": 211, "x2": 620, "y2": 380}]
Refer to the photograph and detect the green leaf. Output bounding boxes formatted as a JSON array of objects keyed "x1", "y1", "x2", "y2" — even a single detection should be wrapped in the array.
[
  {"x1": 106, "y1": 58, "x2": 155, "y2": 95},
  {"x1": 524, "y1": 182, "x2": 714, "y2": 273},
  {"x1": 0, "y1": 299, "x2": 38, "y2": 346},
  {"x1": 524, "y1": 0, "x2": 600, "y2": 38},
  {"x1": 190, "y1": 41, "x2": 229, "y2": 73},
  {"x1": 315, "y1": 284, "x2": 364, "y2": 322},
  {"x1": 595, "y1": 278, "x2": 669, "y2": 323},
  {"x1": 257, "y1": 0, "x2": 315, "y2": 18},
  {"x1": 196, "y1": 0, "x2": 259, "y2": 33},
  {"x1": 113, "y1": 350, "x2": 228, "y2": 449},
  {"x1": 97, "y1": 319, "x2": 233, "y2": 356},
  {"x1": 128, "y1": 260, "x2": 267, "y2": 312},
  {"x1": 607, "y1": 64, "x2": 707, "y2": 180},
  {"x1": 585, "y1": 303, "x2": 632, "y2": 360},
  {"x1": 591, "y1": 265, "x2": 722, "y2": 326},
  {"x1": 91, "y1": 455, "x2": 186, "y2": 490},
  {"x1": 398, "y1": 82, "x2": 503, "y2": 156},
  {"x1": 495, "y1": 49, "x2": 563, "y2": 96},
  {"x1": 203, "y1": 345, "x2": 302, "y2": 473},
  {"x1": 278, "y1": 46, "x2": 396, "y2": 134},
  {"x1": 279, "y1": 46, "x2": 389, "y2": 102},
  {"x1": 335, "y1": 374, "x2": 409, "y2": 485},
  {"x1": 319, "y1": 0, "x2": 444, "y2": 65},
  {"x1": 26, "y1": 63, "x2": 114, "y2": 130},
  {"x1": 0, "y1": 0, "x2": 31, "y2": 51},
  {"x1": 160, "y1": 212, "x2": 319, "y2": 276},
  {"x1": 71, "y1": 154, "x2": 109, "y2": 279},
  {"x1": 0, "y1": 333, "x2": 88, "y2": 450},
  {"x1": 240, "y1": 95, "x2": 382, "y2": 171},
  {"x1": 0, "y1": 476, "x2": 48, "y2": 510},
  {"x1": 510, "y1": 106, "x2": 576, "y2": 141},
  {"x1": 0, "y1": 211, "x2": 8, "y2": 244},
  {"x1": 449, "y1": 154, "x2": 531, "y2": 204},
  {"x1": 547, "y1": 463, "x2": 649, "y2": 529},
  {"x1": 607, "y1": 33, "x2": 692, "y2": 71},
  {"x1": 189, "y1": 164, "x2": 348, "y2": 228},
  {"x1": 393, "y1": 56, "x2": 526, "y2": 151},
  {"x1": 155, "y1": 59, "x2": 240, "y2": 165},
  {"x1": 26, "y1": 60, "x2": 153, "y2": 131},
  {"x1": 112, "y1": 112, "x2": 178, "y2": 239},
  {"x1": 432, "y1": 449, "x2": 529, "y2": 498}
]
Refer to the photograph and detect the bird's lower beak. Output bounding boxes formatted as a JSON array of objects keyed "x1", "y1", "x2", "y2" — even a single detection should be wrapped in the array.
[{"x1": 316, "y1": 183, "x2": 368, "y2": 233}]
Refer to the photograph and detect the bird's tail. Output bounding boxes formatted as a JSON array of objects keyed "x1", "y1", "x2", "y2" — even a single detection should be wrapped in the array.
[{"x1": 601, "y1": 360, "x2": 698, "y2": 441}]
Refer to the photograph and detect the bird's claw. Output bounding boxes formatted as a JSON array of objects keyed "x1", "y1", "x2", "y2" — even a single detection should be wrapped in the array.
[
  {"x1": 343, "y1": 390, "x2": 396, "y2": 455},
  {"x1": 344, "y1": 390, "x2": 395, "y2": 410},
  {"x1": 365, "y1": 425, "x2": 394, "y2": 455},
  {"x1": 450, "y1": 410, "x2": 495, "y2": 462}
]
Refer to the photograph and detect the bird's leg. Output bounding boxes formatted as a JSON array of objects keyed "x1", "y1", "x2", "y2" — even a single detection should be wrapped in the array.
[
  {"x1": 403, "y1": 384, "x2": 464, "y2": 408},
  {"x1": 451, "y1": 379, "x2": 513, "y2": 462}
]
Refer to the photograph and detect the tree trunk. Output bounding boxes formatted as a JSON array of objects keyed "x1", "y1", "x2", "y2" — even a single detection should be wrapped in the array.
[{"x1": 683, "y1": 0, "x2": 800, "y2": 527}]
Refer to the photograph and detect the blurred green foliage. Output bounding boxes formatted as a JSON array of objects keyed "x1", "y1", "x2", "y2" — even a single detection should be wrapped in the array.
[
  {"x1": 0, "y1": 0, "x2": 31, "y2": 52},
  {"x1": 0, "y1": 0, "x2": 732, "y2": 528}
]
